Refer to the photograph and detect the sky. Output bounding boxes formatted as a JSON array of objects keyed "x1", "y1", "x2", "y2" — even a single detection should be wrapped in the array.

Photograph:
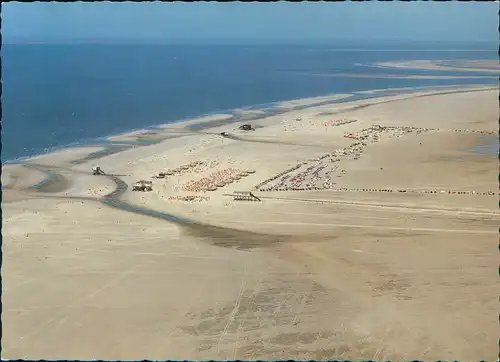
[{"x1": 3, "y1": 2, "x2": 499, "y2": 44}]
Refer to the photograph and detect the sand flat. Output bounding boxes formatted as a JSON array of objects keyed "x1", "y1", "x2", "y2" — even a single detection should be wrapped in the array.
[
  {"x1": 2, "y1": 86, "x2": 498, "y2": 360},
  {"x1": 375, "y1": 60, "x2": 500, "y2": 73},
  {"x1": 26, "y1": 146, "x2": 106, "y2": 166},
  {"x1": 303, "y1": 72, "x2": 497, "y2": 80},
  {"x1": 277, "y1": 93, "x2": 352, "y2": 108},
  {"x1": 158, "y1": 113, "x2": 233, "y2": 130}
]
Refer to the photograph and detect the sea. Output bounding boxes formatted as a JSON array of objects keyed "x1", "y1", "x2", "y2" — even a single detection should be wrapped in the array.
[{"x1": 2, "y1": 42, "x2": 498, "y2": 162}]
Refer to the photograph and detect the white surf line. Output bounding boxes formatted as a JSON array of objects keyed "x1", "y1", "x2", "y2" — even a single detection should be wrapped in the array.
[{"x1": 230, "y1": 221, "x2": 496, "y2": 235}]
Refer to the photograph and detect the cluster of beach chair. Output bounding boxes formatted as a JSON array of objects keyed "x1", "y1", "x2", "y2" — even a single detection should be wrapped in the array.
[
  {"x1": 256, "y1": 143, "x2": 363, "y2": 191},
  {"x1": 256, "y1": 185, "x2": 497, "y2": 196},
  {"x1": 253, "y1": 124, "x2": 496, "y2": 194},
  {"x1": 258, "y1": 126, "x2": 438, "y2": 192},
  {"x1": 254, "y1": 164, "x2": 302, "y2": 190},
  {"x1": 449, "y1": 129, "x2": 497, "y2": 135},
  {"x1": 290, "y1": 165, "x2": 326, "y2": 189},
  {"x1": 344, "y1": 125, "x2": 432, "y2": 142},
  {"x1": 322, "y1": 118, "x2": 358, "y2": 127},
  {"x1": 167, "y1": 195, "x2": 210, "y2": 202},
  {"x1": 182, "y1": 168, "x2": 256, "y2": 192},
  {"x1": 258, "y1": 166, "x2": 340, "y2": 191},
  {"x1": 258, "y1": 163, "x2": 343, "y2": 191},
  {"x1": 152, "y1": 161, "x2": 203, "y2": 178},
  {"x1": 260, "y1": 186, "x2": 327, "y2": 192},
  {"x1": 331, "y1": 145, "x2": 364, "y2": 160},
  {"x1": 257, "y1": 125, "x2": 403, "y2": 192},
  {"x1": 330, "y1": 187, "x2": 498, "y2": 196},
  {"x1": 323, "y1": 180, "x2": 336, "y2": 189},
  {"x1": 343, "y1": 125, "x2": 496, "y2": 141}
]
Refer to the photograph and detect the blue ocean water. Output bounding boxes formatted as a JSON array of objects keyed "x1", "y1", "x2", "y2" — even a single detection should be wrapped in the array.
[{"x1": 2, "y1": 43, "x2": 497, "y2": 162}]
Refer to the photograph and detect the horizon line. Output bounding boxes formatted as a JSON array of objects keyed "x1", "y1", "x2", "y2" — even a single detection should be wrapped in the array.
[{"x1": 3, "y1": 37, "x2": 498, "y2": 45}]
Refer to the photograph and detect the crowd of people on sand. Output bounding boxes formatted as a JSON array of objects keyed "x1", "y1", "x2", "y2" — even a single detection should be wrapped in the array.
[
  {"x1": 182, "y1": 168, "x2": 255, "y2": 193},
  {"x1": 257, "y1": 158, "x2": 346, "y2": 192},
  {"x1": 329, "y1": 187, "x2": 497, "y2": 196},
  {"x1": 344, "y1": 125, "x2": 432, "y2": 142},
  {"x1": 256, "y1": 126, "x2": 401, "y2": 191},
  {"x1": 255, "y1": 125, "x2": 496, "y2": 193},
  {"x1": 166, "y1": 195, "x2": 210, "y2": 202},
  {"x1": 155, "y1": 161, "x2": 204, "y2": 177},
  {"x1": 254, "y1": 164, "x2": 302, "y2": 190},
  {"x1": 331, "y1": 187, "x2": 498, "y2": 196},
  {"x1": 257, "y1": 184, "x2": 498, "y2": 196},
  {"x1": 450, "y1": 129, "x2": 497, "y2": 135},
  {"x1": 322, "y1": 118, "x2": 358, "y2": 128}
]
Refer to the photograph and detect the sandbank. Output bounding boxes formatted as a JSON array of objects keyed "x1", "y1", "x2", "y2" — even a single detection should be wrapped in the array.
[
  {"x1": 23, "y1": 146, "x2": 106, "y2": 166},
  {"x1": 157, "y1": 113, "x2": 233, "y2": 130},
  {"x1": 276, "y1": 93, "x2": 352, "y2": 108},
  {"x1": 301, "y1": 72, "x2": 497, "y2": 79},
  {"x1": 374, "y1": 60, "x2": 500, "y2": 73}
]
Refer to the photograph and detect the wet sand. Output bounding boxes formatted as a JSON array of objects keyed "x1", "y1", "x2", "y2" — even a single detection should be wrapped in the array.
[
  {"x1": 2, "y1": 85, "x2": 499, "y2": 360},
  {"x1": 302, "y1": 72, "x2": 497, "y2": 79},
  {"x1": 374, "y1": 60, "x2": 500, "y2": 73}
]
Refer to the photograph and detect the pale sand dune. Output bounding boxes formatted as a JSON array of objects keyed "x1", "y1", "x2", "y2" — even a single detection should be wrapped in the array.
[{"x1": 2, "y1": 86, "x2": 499, "y2": 360}]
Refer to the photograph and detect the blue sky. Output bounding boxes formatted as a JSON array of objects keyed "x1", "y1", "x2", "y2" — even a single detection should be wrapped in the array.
[{"x1": 3, "y1": 2, "x2": 498, "y2": 44}]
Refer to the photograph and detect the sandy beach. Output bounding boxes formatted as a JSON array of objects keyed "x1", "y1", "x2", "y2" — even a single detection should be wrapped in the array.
[{"x1": 3, "y1": 85, "x2": 499, "y2": 360}]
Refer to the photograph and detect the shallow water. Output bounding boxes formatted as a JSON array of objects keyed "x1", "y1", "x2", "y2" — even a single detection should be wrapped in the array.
[
  {"x1": 472, "y1": 138, "x2": 499, "y2": 155},
  {"x1": 29, "y1": 172, "x2": 58, "y2": 190}
]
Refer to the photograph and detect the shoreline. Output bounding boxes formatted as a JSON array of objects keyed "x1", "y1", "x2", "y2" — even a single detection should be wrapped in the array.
[
  {"x1": 4, "y1": 84, "x2": 497, "y2": 201},
  {"x1": 4, "y1": 84, "x2": 497, "y2": 196},
  {"x1": 3, "y1": 84, "x2": 497, "y2": 235},
  {"x1": 3, "y1": 83, "x2": 494, "y2": 165}
]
